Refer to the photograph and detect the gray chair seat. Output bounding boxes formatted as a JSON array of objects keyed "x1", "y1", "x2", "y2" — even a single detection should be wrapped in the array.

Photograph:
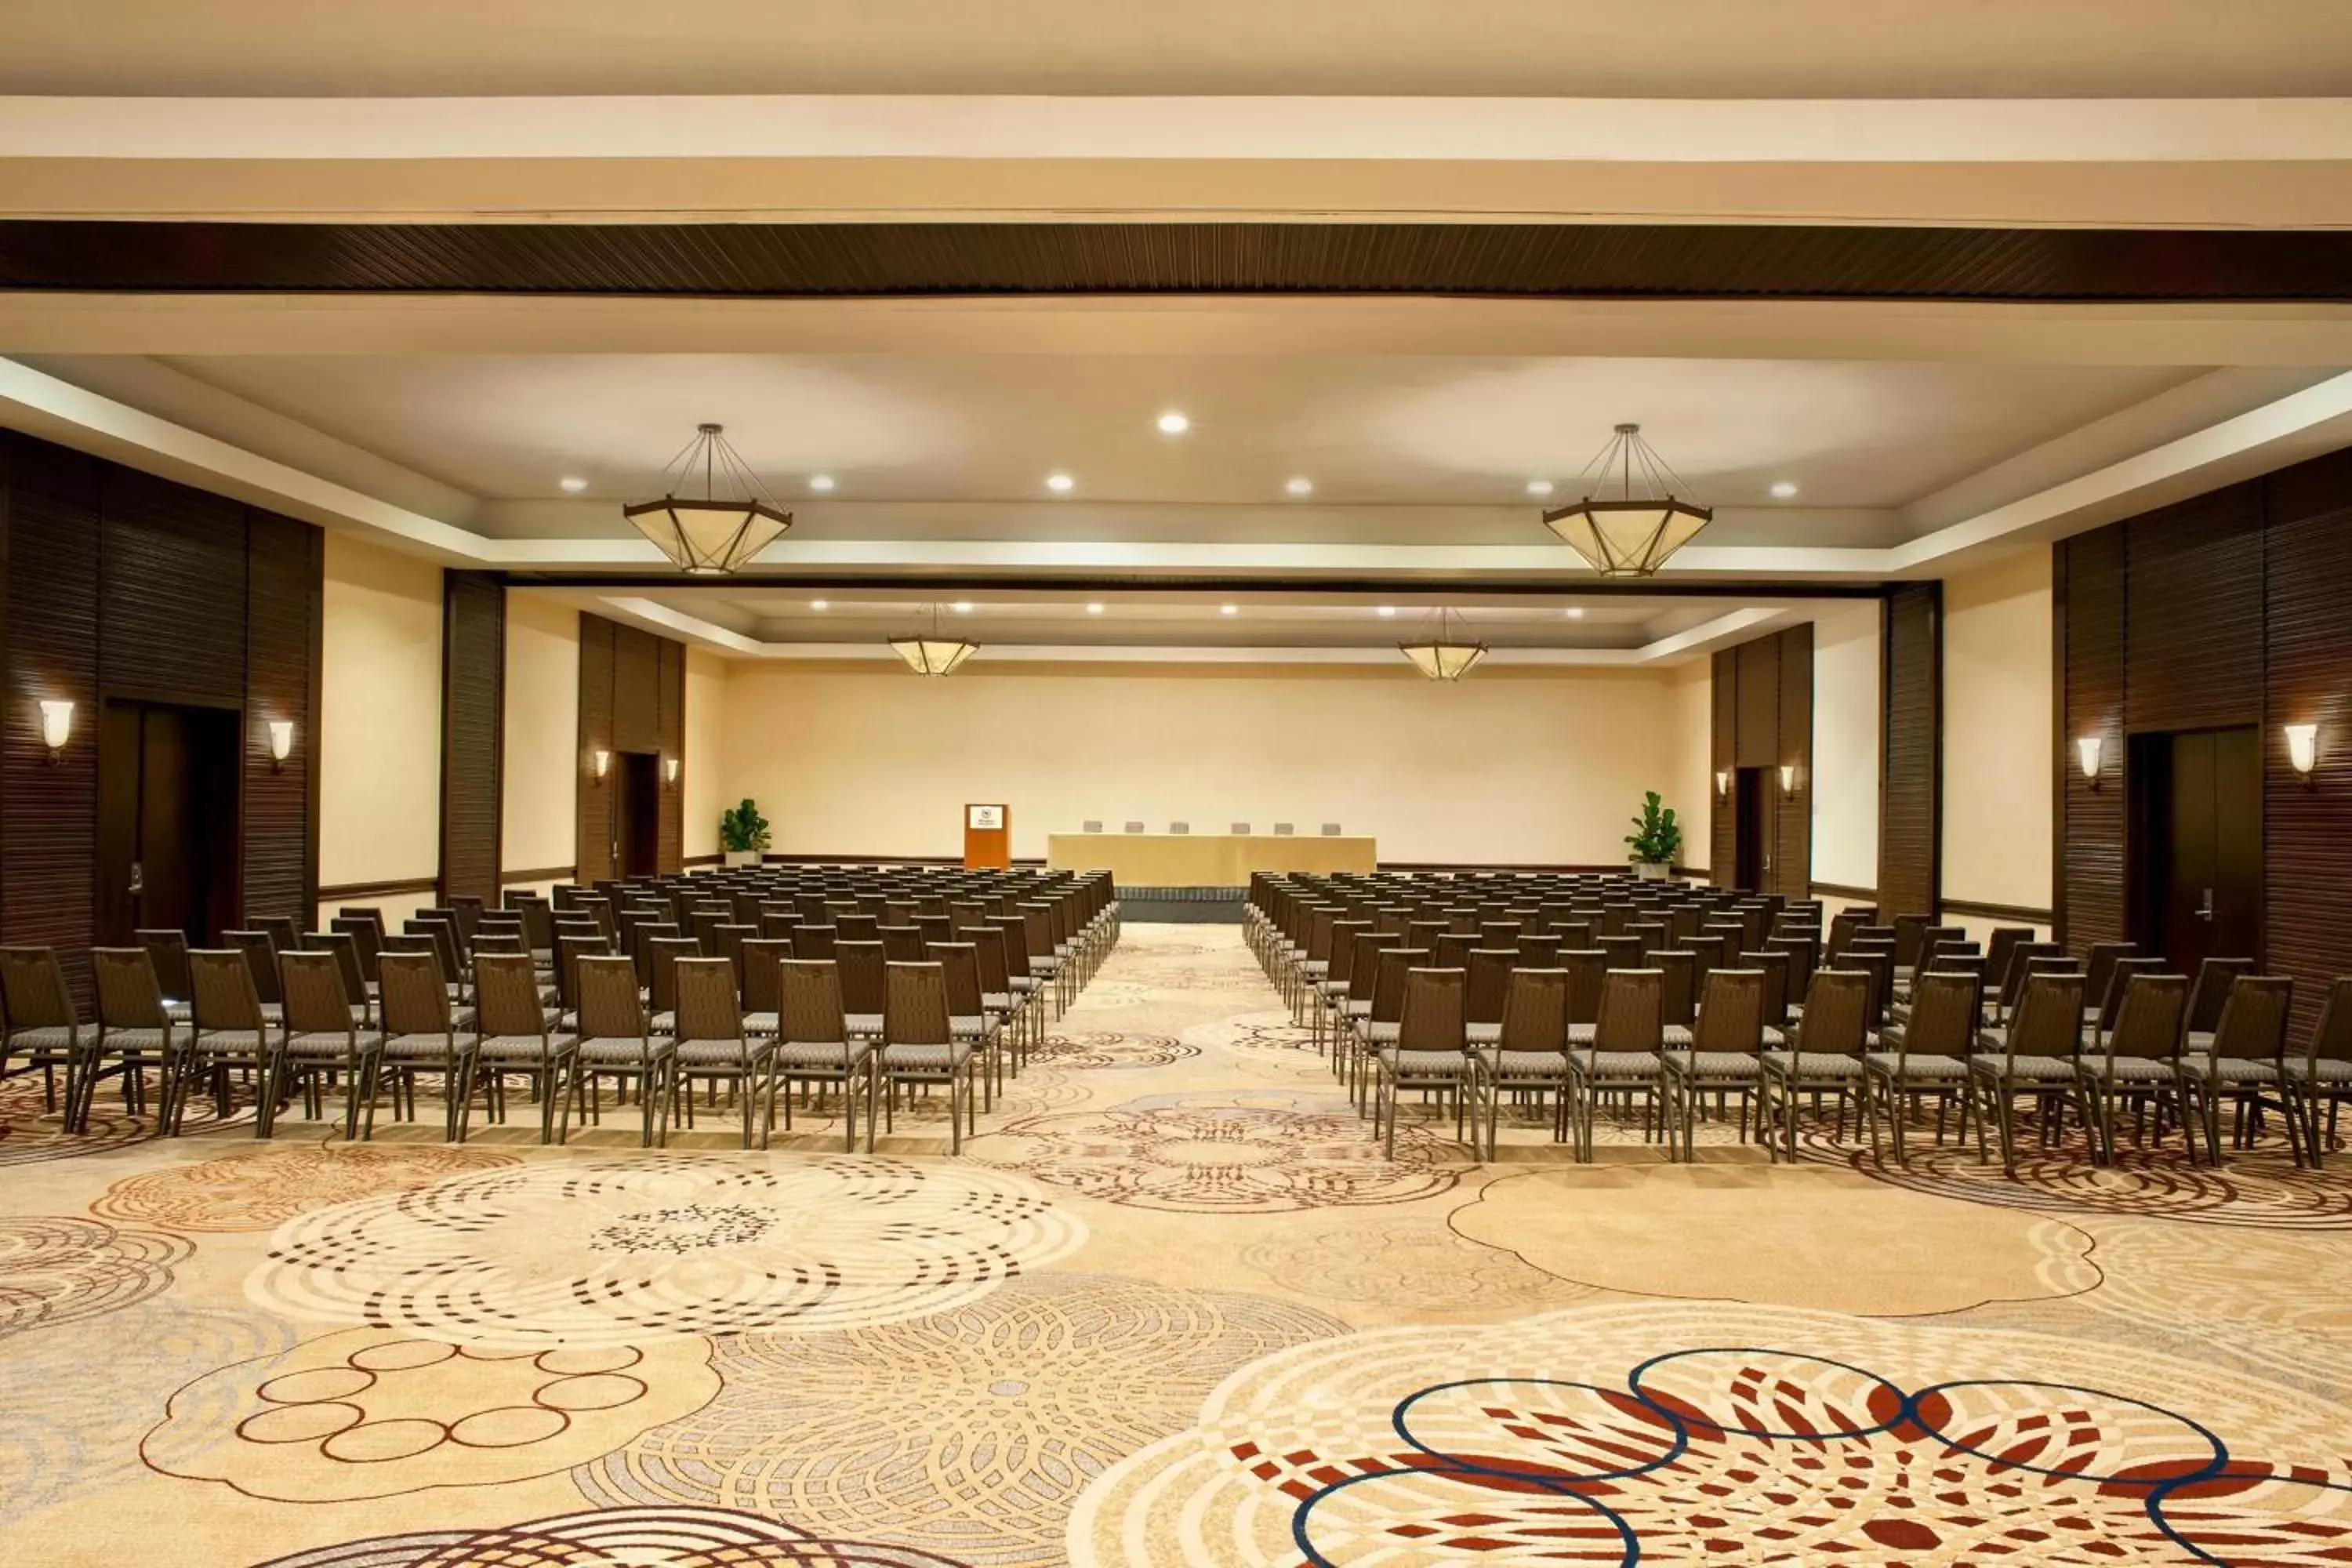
[
  {"x1": 1668, "y1": 1050, "x2": 1766, "y2": 1080},
  {"x1": 1365, "y1": 1021, "x2": 1401, "y2": 1044},
  {"x1": 96, "y1": 1028, "x2": 173, "y2": 1054},
  {"x1": 845, "y1": 1012, "x2": 885, "y2": 1037},
  {"x1": 1474, "y1": 1047, "x2": 1570, "y2": 1081},
  {"x1": 576, "y1": 1036, "x2": 675, "y2": 1066},
  {"x1": 284, "y1": 1030, "x2": 385, "y2": 1059},
  {"x1": 380, "y1": 1032, "x2": 473, "y2": 1062},
  {"x1": 1761, "y1": 1050, "x2": 1866, "y2": 1079},
  {"x1": 1345, "y1": 1000, "x2": 1371, "y2": 1019},
  {"x1": 1011, "y1": 977, "x2": 1043, "y2": 993},
  {"x1": 1466, "y1": 1022, "x2": 1501, "y2": 1044},
  {"x1": 949, "y1": 1014, "x2": 994, "y2": 1041},
  {"x1": 2186, "y1": 1029, "x2": 2217, "y2": 1053},
  {"x1": 982, "y1": 993, "x2": 1013, "y2": 1012},
  {"x1": 1377, "y1": 1047, "x2": 1472, "y2": 1077},
  {"x1": 1661, "y1": 1025, "x2": 1693, "y2": 1048},
  {"x1": 649, "y1": 1011, "x2": 676, "y2": 1034},
  {"x1": 162, "y1": 1001, "x2": 193, "y2": 1025},
  {"x1": 743, "y1": 1011, "x2": 779, "y2": 1035},
  {"x1": 2285, "y1": 1058, "x2": 2352, "y2": 1083},
  {"x1": 191, "y1": 1029, "x2": 274, "y2": 1054},
  {"x1": 775, "y1": 1039, "x2": 869, "y2": 1070},
  {"x1": 1302, "y1": 961, "x2": 1327, "y2": 977},
  {"x1": 2078, "y1": 1054, "x2": 2176, "y2": 1083},
  {"x1": 1969, "y1": 1053, "x2": 2075, "y2": 1082},
  {"x1": 4, "y1": 1025, "x2": 76, "y2": 1051},
  {"x1": 2181, "y1": 1055, "x2": 2280, "y2": 1085},
  {"x1": 674, "y1": 1039, "x2": 771, "y2": 1068},
  {"x1": 880, "y1": 1041, "x2": 972, "y2": 1070},
  {"x1": 1864, "y1": 1051, "x2": 1966, "y2": 1080},
  {"x1": 1566, "y1": 1022, "x2": 1596, "y2": 1044},
  {"x1": 477, "y1": 1033, "x2": 576, "y2": 1061},
  {"x1": 1571, "y1": 1048, "x2": 1663, "y2": 1080}
]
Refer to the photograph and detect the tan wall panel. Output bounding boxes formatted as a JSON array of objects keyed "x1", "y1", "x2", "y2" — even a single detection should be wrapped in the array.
[
  {"x1": 318, "y1": 532, "x2": 441, "y2": 891},
  {"x1": 1944, "y1": 548, "x2": 2053, "y2": 911},
  {"x1": 716, "y1": 662, "x2": 1687, "y2": 865},
  {"x1": 501, "y1": 593, "x2": 580, "y2": 878},
  {"x1": 1810, "y1": 598, "x2": 1881, "y2": 890},
  {"x1": 1671, "y1": 662, "x2": 1715, "y2": 871},
  {"x1": 684, "y1": 646, "x2": 727, "y2": 860}
]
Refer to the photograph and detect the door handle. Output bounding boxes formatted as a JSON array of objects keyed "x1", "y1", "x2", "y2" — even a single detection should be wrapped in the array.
[
  {"x1": 129, "y1": 861, "x2": 145, "y2": 898},
  {"x1": 2196, "y1": 887, "x2": 2214, "y2": 921}
]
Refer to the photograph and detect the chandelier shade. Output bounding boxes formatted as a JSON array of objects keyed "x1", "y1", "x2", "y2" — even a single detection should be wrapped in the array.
[
  {"x1": 1540, "y1": 423, "x2": 1712, "y2": 579},
  {"x1": 624, "y1": 423, "x2": 792, "y2": 575},
  {"x1": 1398, "y1": 606, "x2": 1487, "y2": 681},
  {"x1": 890, "y1": 603, "x2": 980, "y2": 675}
]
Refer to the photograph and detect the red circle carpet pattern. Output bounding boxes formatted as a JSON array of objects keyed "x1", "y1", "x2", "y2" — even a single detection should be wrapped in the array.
[{"x1": 247, "y1": 1506, "x2": 974, "y2": 1566}]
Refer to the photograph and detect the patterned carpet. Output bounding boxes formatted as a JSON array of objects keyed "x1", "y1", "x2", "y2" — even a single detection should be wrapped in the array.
[{"x1": 5, "y1": 924, "x2": 2350, "y2": 1566}]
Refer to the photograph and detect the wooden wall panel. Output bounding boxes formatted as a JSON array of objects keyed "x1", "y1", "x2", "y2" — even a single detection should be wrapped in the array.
[
  {"x1": 2125, "y1": 483, "x2": 2266, "y2": 735},
  {"x1": 1710, "y1": 649, "x2": 1737, "y2": 886},
  {"x1": 241, "y1": 510, "x2": 318, "y2": 924},
  {"x1": 612, "y1": 622, "x2": 662, "y2": 755},
  {"x1": 1878, "y1": 584, "x2": 1942, "y2": 920},
  {"x1": 656, "y1": 637, "x2": 685, "y2": 875},
  {"x1": 575, "y1": 614, "x2": 615, "y2": 884},
  {"x1": 440, "y1": 572, "x2": 505, "y2": 907},
  {"x1": 1773, "y1": 622, "x2": 1814, "y2": 901},
  {"x1": 2263, "y1": 448, "x2": 2352, "y2": 1044},
  {"x1": 1735, "y1": 636, "x2": 1778, "y2": 769},
  {"x1": 99, "y1": 467, "x2": 249, "y2": 709},
  {"x1": 0, "y1": 438, "x2": 103, "y2": 1000},
  {"x1": 2060, "y1": 527, "x2": 2129, "y2": 953}
]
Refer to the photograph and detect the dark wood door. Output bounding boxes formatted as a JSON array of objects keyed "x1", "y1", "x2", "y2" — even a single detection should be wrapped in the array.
[
  {"x1": 96, "y1": 699, "x2": 241, "y2": 945},
  {"x1": 1733, "y1": 768, "x2": 1768, "y2": 892},
  {"x1": 617, "y1": 751, "x2": 661, "y2": 878},
  {"x1": 2138, "y1": 726, "x2": 2262, "y2": 972}
]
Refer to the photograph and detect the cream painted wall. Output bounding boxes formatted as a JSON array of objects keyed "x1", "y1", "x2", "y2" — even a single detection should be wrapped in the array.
[
  {"x1": 1809, "y1": 600, "x2": 1881, "y2": 891},
  {"x1": 1671, "y1": 662, "x2": 1715, "y2": 872},
  {"x1": 684, "y1": 648, "x2": 727, "y2": 861},
  {"x1": 318, "y1": 532, "x2": 441, "y2": 928},
  {"x1": 502, "y1": 593, "x2": 580, "y2": 883},
  {"x1": 717, "y1": 662, "x2": 1689, "y2": 866},
  {"x1": 1943, "y1": 546, "x2": 2055, "y2": 918}
]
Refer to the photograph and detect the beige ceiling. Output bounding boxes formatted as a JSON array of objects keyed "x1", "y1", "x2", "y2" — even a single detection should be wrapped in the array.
[
  {"x1": 4, "y1": 0, "x2": 2347, "y2": 97},
  {"x1": 147, "y1": 352, "x2": 2199, "y2": 535}
]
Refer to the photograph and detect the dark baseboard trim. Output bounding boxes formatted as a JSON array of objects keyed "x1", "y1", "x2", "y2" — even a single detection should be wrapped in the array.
[
  {"x1": 319, "y1": 876, "x2": 439, "y2": 902},
  {"x1": 699, "y1": 852, "x2": 1054, "y2": 869},
  {"x1": 683, "y1": 852, "x2": 723, "y2": 867},
  {"x1": 501, "y1": 865, "x2": 577, "y2": 885},
  {"x1": 1810, "y1": 881, "x2": 1879, "y2": 902},
  {"x1": 1379, "y1": 860, "x2": 1693, "y2": 876},
  {"x1": 1942, "y1": 896, "x2": 2056, "y2": 925}
]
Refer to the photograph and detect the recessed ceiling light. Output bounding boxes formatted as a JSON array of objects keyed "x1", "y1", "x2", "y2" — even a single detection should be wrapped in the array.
[
  {"x1": 1376, "y1": 605, "x2": 1397, "y2": 618},
  {"x1": 1156, "y1": 411, "x2": 1190, "y2": 435},
  {"x1": 1526, "y1": 479, "x2": 1555, "y2": 497},
  {"x1": 952, "y1": 601, "x2": 975, "y2": 614},
  {"x1": 1563, "y1": 606, "x2": 1586, "y2": 619},
  {"x1": 809, "y1": 474, "x2": 836, "y2": 492},
  {"x1": 811, "y1": 599, "x2": 829, "y2": 611},
  {"x1": 1085, "y1": 602, "x2": 1105, "y2": 615},
  {"x1": 1220, "y1": 604, "x2": 1239, "y2": 616},
  {"x1": 559, "y1": 476, "x2": 588, "y2": 493},
  {"x1": 1045, "y1": 472, "x2": 1075, "y2": 493},
  {"x1": 1769, "y1": 480, "x2": 1799, "y2": 499},
  {"x1": 1285, "y1": 477, "x2": 1314, "y2": 497}
]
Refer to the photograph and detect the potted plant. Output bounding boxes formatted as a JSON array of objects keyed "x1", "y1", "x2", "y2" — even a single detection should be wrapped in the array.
[
  {"x1": 718, "y1": 798, "x2": 771, "y2": 868},
  {"x1": 1624, "y1": 790, "x2": 1682, "y2": 880}
]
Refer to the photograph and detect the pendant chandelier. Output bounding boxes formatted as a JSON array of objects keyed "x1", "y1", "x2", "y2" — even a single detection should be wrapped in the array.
[
  {"x1": 889, "y1": 604, "x2": 980, "y2": 677},
  {"x1": 622, "y1": 423, "x2": 793, "y2": 575},
  {"x1": 1399, "y1": 605, "x2": 1487, "y2": 681},
  {"x1": 1540, "y1": 422, "x2": 1711, "y2": 579}
]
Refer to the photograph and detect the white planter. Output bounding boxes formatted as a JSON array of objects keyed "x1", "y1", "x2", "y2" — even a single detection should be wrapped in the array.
[
  {"x1": 1631, "y1": 860, "x2": 1672, "y2": 880},
  {"x1": 724, "y1": 849, "x2": 763, "y2": 868}
]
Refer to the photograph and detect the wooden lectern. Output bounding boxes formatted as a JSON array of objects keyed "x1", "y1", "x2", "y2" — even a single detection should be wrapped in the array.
[{"x1": 964, "y1": 803, "x2": 1011, "y2": 869}]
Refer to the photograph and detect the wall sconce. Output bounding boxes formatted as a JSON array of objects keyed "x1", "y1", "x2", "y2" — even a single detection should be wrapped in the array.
[
  {"x1": 38, "y1": 699, "x2": 73, "y2": 763},
  {"x1": 664, "y1": 756, "x2": 681, "y2": 786},
  {"x1": 1714, "y1": 770, "x2": 1731, "y2": 800},
  {"x1": 267, "y1": 720, "x2": 295, "y2": 772},
  {"x1": 590, "y1": 748, "x2": 611, "y2": 782},
  {"x1": 2077, "y1": 735, "x2": 2103, "y2": 789},
  {"x1": 2285, "y1": 722, "x2": 2319, "y2": 783},
  {"x1": 1778, "y1": 763, "x2": 1798, "y2": 793}
]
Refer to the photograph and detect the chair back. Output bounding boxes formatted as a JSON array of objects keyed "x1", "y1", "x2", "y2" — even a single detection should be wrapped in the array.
[
  {"x1": 1368, "y1": 947, "x2": 1428, "y2": 1025},
  {"x1": 742, "y1": 938, "x2": 790, "y2": 1016},
  {"x1": 2095, "y1": 956, "x2": 2165, "y2": 1030},
  {"x1": 2187, "y1": 956, "x2": 2255, "y2": 1035},
  {"x1": 1396, "y1": 967, "x2": 1468, "y2": 1052},
  {"x1": 306, "y1": 931, "x2": 370, "y2": 1009},
  {"x1": 331, "y1": 915, "x2": 386, "y2": 982},
  {"x1": 575, "y1": 955, "x2": 650, "y2": 1044},
  {"x1": 2209, "y1": 975, "x2": 2294, "y2": 1061},
  {"x1": 137, "y1": 929, "x2": 195, "y2": 1005},
  {"x1": 648, "y1": 936, "x2": 700, "y2": 1018},
  {"x1": 884, "y1": 961, "x2": 953, "y2": 1045},
  {"x1": 278, "y1": 950, "x2": 357, "y2": 1036},
  {"x1": 0, "y1": 946, "x2": 78, "y2": 1033},
  {"x1": 226, "y1": 931, "x2": 282, "y2": 1003},
  {"x1": 673, "y1": 956, "x2": 745, "y2": 1047},
  {"x1": 2080, "y1": 942, "x2": 2137, "y2": 1011},
  {"x1": 1739, "y1": 949, "x2": 1791, "y2": 1028},
  {"x1": 92, "y1": 947, "x2": 170, "y2": 1033},
  {"x1": 1562, "y1": 949, "x2": 1607, "y2": 1025},
  {"x1": 378, "y1": 951, "x2": 456, "y2": 1036},
  {"x1": 1347, "y1": 931, "x2": 1399, "y2": 1003},
  {"x1": 1592, "y1": 968, "x2": 1664, "y2": 1051},
  {"x1": 878, "y1": 924, "x2": 924, "y2": 964},
  {"x1": 2100, "y1": 972, "x2": 2187, "y2": 1063},
  {"x1": 1655, "y1": 949, "x2": 1696, "y2": 1028},
  {"x1": 188, "y1": 948, "x2": 270, "y2": 1034},
  {"x1": 780, "y1": 960, "x2": 849, "y2": 1043},
  {"x1": 1464, "y1": 949, "x2": 1514, "y2": 1026},
  {"x1": 1495, "y1": 969, "x2": 1570, "y2": 1052},
  {"x1": 2002, "y1": 972, "x2": 2089, "y2": 1062},
  {"x1": 1514, "y1": 934, "x2": 1561, "y2": 969},
  {"x1": 1996, "y1": 940, "x2": 2062, "y2": 1014},
  {"x1": 1794, "y1": 969, "x2": 1872, "y2": 1058},
  {"x1": 2306, "y1": 978, "x2": 2352, "y2": 1068},
  {"x1": 931, "y1": 942, "x2": 985, "y2": 1018},
  {"x1": 836, "y1": 941, "x2": 887, "y2": 1016},
  {"x1": 793, "y1": 924, "x2": 840, "y2": 961},
  {"x1": 835, "y1": 913, "x2": 881, "y2": 945},
  {"x1": 1690, "y1": 968, "x2": 1765, "y2": 1054},
  {"x1": 1767, "y1": 934, "x2": 1817, "y2": 1000},
  {"x1": 1897, "y1": 970, "x2": 1980, "y2": 1062},
  {"x1": 472, "y1": 953, "x2": 546, "y2": 1038}
]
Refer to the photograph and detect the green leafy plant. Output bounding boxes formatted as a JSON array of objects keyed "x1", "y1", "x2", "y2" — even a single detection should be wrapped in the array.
[
  {"x1": 1624, "y1": 790, "x2": 1682, "y2": 866},
  {"x1": 718, "y1": 797, "x2": 771, "y2": 854}
]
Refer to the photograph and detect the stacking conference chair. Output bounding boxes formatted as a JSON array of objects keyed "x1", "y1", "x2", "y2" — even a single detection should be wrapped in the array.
[
  {"x1": 1472, "y1": 967, "x2": 1570, "y2": 1158},
  {"x1": 2071, "y1": 971, "x2": 2187, "y2": 1165},
  {"x1": 374, "y1": 949, "x2": 480, "y2": 1141},
  {"x1": 1662, "y1": 967, "x2": 1767, "y2": 1160},
  {"x1": 89, "y1": 946, "x2": 178, "y2": 1129},
  {"x1": 1965, "y1": 971, "x2": 2089, "y2": 1173},
  {"x1": 1863, "y1": 968, "x2": 1980, "y2": 1163},
  {"x1": 471, "y1": 952, "x2": 577, "y2": 1144},
  {"x1": 2284, "y1": 978, "x2": 2352, "y2": 1169},
  {"x1": 2178, "y1": 975, "x2": 2293, "y2": 1166},
  {"x1": 568, "y1": 953, "x2": 675, "y2": 1148},
  {"x1": 181, "y1": 947, "x2": 281, "y2": 1136},
  {"x1": 0, "y1": 946, "x2": 89, "y2": 1127},
  {"x1": 671, "y1": 956, "x2": 775, "y2": 1149},
  {"x1": 275, "y1": 949, "x2": 383, "y2": 1139},
  {"x1": 1566, "y1": 967, "x2": 1665, "y2": 1160},
  {"x1": 775, "y1": 960, "x2": 874, "y2": 1150},
  {"x1": 1370, "y1": 966, "x2": 1469, "y2": 1158},
  {"x1": 877, "y1": 960, "x2": 979, "y2": 1152},
  {"x1": 1759, "y1": 968, "x2": 1872, "y2": 1162}
]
